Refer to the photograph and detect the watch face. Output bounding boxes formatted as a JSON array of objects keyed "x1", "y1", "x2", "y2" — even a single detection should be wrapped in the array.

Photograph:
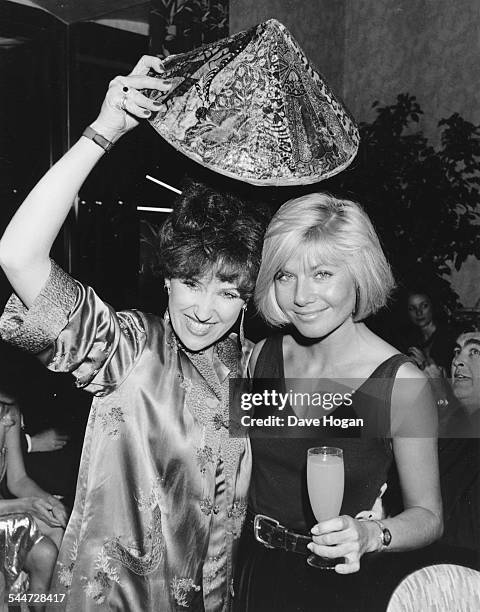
[{"x1": 382, "y1": 527, "x2": 392, "y2": 547}]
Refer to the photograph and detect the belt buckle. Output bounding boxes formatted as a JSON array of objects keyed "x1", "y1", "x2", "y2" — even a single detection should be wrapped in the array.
[{"x1": 253, "y1": 514, "x2": 281, "y2": 549}]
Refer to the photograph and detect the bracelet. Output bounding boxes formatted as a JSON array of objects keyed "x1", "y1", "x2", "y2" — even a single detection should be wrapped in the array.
[{"x1": 82, "y1": 126, "x2": 114, "y2": 152}]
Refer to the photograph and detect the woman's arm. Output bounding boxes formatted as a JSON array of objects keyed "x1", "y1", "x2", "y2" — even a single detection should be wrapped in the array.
[
  {"x1": 383, "y1": 436, "x2": 443, "y2": 548},
  {"x1": 384, "y1": 363, "x2": 443, "y2": 546},
  {"x1": 5, "y1": 408, "x2": 49, "y2": 498},
  {"x1": 2, "y1": 407, "x2": 67, "y2": 526},
  {"x1": 0, "y1": 56, "x2": 167, "y2": 307},
  {"x1": 309, "y1": 364, "x2": 442, "y2": 573}
]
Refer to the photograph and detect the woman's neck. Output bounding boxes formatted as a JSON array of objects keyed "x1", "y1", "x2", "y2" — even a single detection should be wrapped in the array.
[
  {"x1": 291, "y1": 317, "x2": 362, "y2": 370},
  {"x1": 419, "y1": 321, "x2": 436, "y2": 341}
]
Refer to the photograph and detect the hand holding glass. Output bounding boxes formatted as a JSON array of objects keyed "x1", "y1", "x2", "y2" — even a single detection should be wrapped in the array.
[{"x1": 307, "y1": 446, "x2": 344, "y2": 568}]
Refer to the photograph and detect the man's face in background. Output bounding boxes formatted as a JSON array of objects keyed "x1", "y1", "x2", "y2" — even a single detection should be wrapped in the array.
[{"x1": 451, "y1": 332, "x2": 480, "y2": 411}]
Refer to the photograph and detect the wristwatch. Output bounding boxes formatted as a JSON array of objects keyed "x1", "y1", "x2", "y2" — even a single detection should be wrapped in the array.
[
  {"x1": 82, "y1": 126, "x2": 114, "y2": 152},
  {"x1": 370, "y1": 519, "x2": 392, "y2": 549}
]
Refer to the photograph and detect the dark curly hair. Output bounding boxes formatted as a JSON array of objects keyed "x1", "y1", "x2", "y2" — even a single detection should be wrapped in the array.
[{"x1": 158, "y1": 182, "x2": 270, "y2": 299}]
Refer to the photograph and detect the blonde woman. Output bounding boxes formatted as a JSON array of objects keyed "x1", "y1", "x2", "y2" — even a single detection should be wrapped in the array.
[{"x1": 235, "y1": 194, "x2": 442, "y2": 611}]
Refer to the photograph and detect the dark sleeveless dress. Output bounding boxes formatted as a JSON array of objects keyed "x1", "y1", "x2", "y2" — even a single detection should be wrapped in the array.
[
  {"x1": 249, "y1": 335, "x2": 408, "y2": 532},
  {"x1": 234, "y1": 335, "x2": 413, "y2": 612}
]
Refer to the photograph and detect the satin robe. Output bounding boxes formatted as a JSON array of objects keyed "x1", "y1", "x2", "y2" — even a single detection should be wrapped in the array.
[{"x1": 0, "y1": 262, "x2": 252, "y2": 612}]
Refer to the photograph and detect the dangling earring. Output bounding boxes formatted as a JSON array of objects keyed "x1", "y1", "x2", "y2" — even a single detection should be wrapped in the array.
[
  {"x1": 164, "y1": 281, "x2": 171, "y2": 323},
  {"x1": 239, "y1": 303, "x2": 247, "y2": 346},
  {"x1": 352, "y1": 287, "x2": 359, "y2": 318}
]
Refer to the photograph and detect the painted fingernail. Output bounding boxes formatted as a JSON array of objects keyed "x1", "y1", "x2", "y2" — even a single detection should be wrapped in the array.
[
  {"x1": 144, "y1": 110, "x2": 151, "y2": 116},
  {"x1": 153, "y1": 101, "x2": 163, "y2": 107}
]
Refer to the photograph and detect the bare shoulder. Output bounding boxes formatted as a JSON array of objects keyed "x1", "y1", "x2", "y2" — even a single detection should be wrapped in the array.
[
  {"x1": 391, "y1": 361, "x2": 430, "y2": 406},
  {"x1": 395, "y1": 361, "x2": 426, "y2": 380},
  {"x1": 367, "y1": 333, "x2": 425, "y2": 381},
  {"x1": 390, "y1": 360, "x2": 437, "y2": 437},
  {"x1": 358, "y1": 325, "x2": 403, "y2": 373}
]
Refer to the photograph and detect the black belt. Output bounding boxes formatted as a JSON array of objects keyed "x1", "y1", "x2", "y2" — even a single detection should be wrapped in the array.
[{"x1": 247, "y1": 511, "x2": 312, "y2": 556}]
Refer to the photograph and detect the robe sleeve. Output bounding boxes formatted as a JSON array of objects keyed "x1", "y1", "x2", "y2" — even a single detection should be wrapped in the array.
[{"x1": 0, "y1": 260, "x2": 146, "y2": 396}]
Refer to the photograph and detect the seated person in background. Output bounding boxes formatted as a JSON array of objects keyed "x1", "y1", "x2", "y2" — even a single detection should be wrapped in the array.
[
  {"x1": 401, "y1": 286, "x2": 456, "y2": 374},
  {"x1": 446, "y1": 329, "x2": 480, "y2": 436},
  {"x1": 19, "y1": 378, "x2": 88, "y2": 508},
  {"x1": 0, "y1": 371, "x2": 68, "y2": 602},
  {"x1": 0, "y1": 342, "x2": 89, "y2": 507},
  {"x1": 437, "y1": 329, "x2": 480, "y2": 561},
  {"x1": 24, "y1": 427, "x2": 69, "y2": 454}
]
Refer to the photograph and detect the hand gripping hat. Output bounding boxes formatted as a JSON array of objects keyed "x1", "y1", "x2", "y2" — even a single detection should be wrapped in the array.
[{"x1": 147, "y1": 19, "x2": 359, "y2": 186}]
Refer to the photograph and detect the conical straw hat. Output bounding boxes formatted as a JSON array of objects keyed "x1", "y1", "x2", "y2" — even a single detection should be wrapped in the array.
[{"x1": 147, "y1": 19, "x2": 359, "y2": 186}]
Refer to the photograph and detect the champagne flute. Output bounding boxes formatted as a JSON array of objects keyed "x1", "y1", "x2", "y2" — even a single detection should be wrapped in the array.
[{"x1": 307, "y1": 446, "x2": 344, "y2": 569}]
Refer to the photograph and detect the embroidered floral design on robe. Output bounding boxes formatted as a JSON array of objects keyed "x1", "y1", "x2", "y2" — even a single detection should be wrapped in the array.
[
  {"x1": 99, "y1": 406, "x2": 125, "y2": 438},
  {"x1": 197, "y1": 445, "x2": 215, "y2": 474},
  {"x1": 199, "y1": 498, "x2": 220, "y2": 517},
  {"x1": 171, "y1": 577, "x2": 201, "y2": 608},
  {"x1": 82, "y1": 549, "x2": 121, "y2": 605},
  {"x1": 57, "y1": 539, "x2": 79, "y2": 589},
  {"x1": 227, "y1": 501, "x2": 248, "y2": 539}
]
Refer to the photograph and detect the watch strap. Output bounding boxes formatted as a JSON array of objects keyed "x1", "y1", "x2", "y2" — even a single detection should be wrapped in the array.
[
  {"x1": 82, "y1": 126, "x2": 114, "y2": 152},
  {"x1": 370, "y1": 519, "x2": 392, "y2": 549},
  {"x1": 358, "y1": 517, "x2": 391, "y2": 551}
]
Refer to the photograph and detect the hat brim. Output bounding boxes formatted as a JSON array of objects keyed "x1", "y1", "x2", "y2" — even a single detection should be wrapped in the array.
[{"x1": 147, "y1": 20, "x2": 359, "y2": 186}]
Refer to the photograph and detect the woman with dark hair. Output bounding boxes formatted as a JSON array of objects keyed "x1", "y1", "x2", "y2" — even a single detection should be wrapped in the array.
[
  {"x1": 402, "y1": 287, "x2": 456, "y2": 374},
  {"x1": 0, "y1": 56, "x2": 268, "y2": 611},
  {"x1": 235, "y1": 193, "x2": 442, "y2": 611}
]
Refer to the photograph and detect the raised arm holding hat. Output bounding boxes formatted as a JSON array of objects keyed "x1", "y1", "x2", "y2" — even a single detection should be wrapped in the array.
[{"x1": 0, "y1": 49, "x2": 270, "y2": 610}]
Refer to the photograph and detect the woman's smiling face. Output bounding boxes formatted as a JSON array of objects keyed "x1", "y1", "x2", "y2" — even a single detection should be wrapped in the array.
[
  {"x1": 166, "y1": 274, "x2": 245, "y2": 352},
  {"x1": 274, "y1": 250, "x2": 356, "y2": 339}
]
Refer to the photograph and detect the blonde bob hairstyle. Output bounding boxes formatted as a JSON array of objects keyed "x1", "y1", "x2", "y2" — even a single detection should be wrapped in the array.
[{"x1": 254, "y1": 193, "x2": 395, "y2": 326}]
